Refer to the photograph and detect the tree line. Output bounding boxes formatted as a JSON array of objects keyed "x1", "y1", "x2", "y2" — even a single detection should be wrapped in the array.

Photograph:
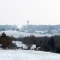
[
  {"x1": 19, "y1": 35, "x2": 60, "y2": 53},
  {"x1": 1, "y1": 32, "x2": 60, "y2": 53}
]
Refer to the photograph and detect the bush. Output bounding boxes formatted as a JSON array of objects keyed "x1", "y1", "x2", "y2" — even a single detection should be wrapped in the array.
[
  {"x1": 27, "y1": 44, "x2": 32, "y2": 50},
  {"x1": 9, "y1": 43, "x2": 17, "y2": 49}
]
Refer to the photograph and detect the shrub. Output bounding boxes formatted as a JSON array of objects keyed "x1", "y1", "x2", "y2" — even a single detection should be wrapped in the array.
[{"x1": 9, "y1": 43, "x2": 17, "y2": 49}]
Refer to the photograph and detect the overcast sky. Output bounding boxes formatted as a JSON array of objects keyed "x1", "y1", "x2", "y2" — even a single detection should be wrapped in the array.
[{"x1": 0, "y1": 0, "x2": 60, "y2": 27}]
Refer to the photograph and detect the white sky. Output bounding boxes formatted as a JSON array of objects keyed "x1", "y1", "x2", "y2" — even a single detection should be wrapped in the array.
[{"x1": 0, "y1": 0, "x2": 60, "y2": 28}]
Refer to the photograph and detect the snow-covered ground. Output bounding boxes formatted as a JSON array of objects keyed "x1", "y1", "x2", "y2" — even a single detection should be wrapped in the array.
[
  {"x1": 0, "y1": 50, "x2": 60, "y2": 60},
  {"x1": 12, "y1": 41, "x2": 23, "y2": 48},
  {"x1": 12, "y1": 41, "x2": 36, "y2": 50},
  {"x1": 0, "y1": 30, "x2": 53, "y2": 38}
]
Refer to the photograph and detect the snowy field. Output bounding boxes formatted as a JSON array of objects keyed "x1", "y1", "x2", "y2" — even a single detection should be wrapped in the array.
[
  {"x1": 0, "y1": 30, "x2": 60, "y2": 60},
  {"x1": 0, "y1": 50, "x2": 60, "y2": 60},
  {"x1": 0, "y1": 30, "x2": 53, "y2": 38}
]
